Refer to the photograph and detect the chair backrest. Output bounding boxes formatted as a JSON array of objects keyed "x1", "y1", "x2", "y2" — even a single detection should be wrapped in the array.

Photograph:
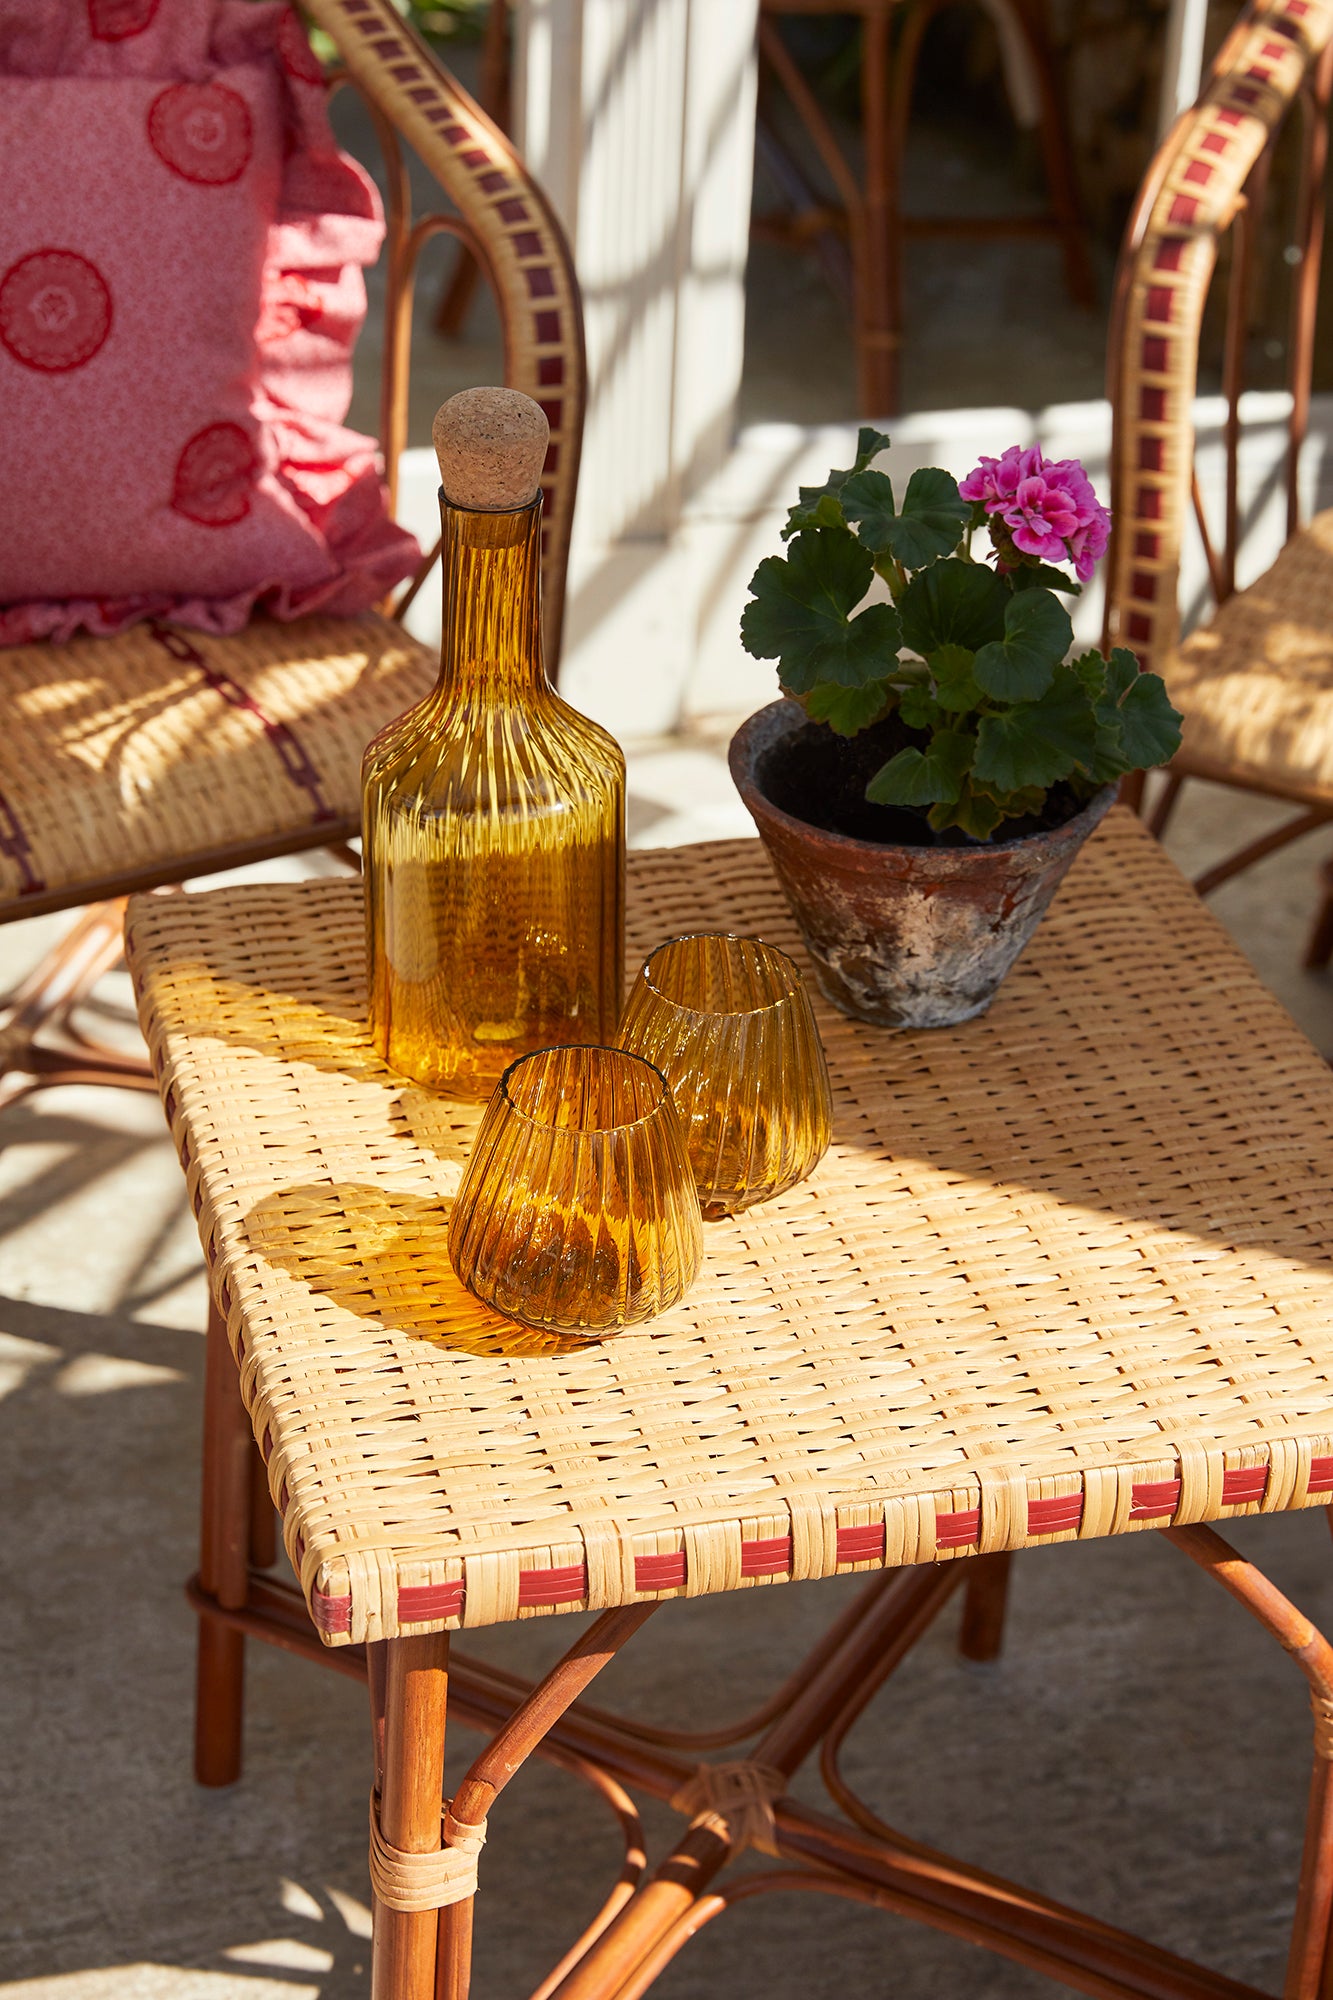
[
  {"x1": 1103, "y1": 0, "x2": 1333, "y2": 678},
  {"x1": 310, "y1": 0, "x2": 585, "y2": 673}
]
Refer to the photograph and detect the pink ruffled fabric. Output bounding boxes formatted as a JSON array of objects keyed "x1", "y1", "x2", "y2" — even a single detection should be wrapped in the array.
[{"x1": 0, "y1": 0, "x2": 420, "y2": 646}]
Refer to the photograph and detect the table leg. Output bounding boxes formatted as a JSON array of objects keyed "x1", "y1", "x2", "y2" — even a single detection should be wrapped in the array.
[
  {"x1": 195, "y1": 1297, "x2": 253, "y2": 1787},
  {"x1": 958, "y1": 1550, "x2": 1013, "y2": 1662},
  {"x1": 248, "y1": 1440, "x2": 277, "y2": 1570},
  {"x1": 858, "y1": 3, "x2": 899, "y2": 417},
  {"x1": 373, "y1": 1633, "x2": 451, "y2": 2000},
  {"x1": 551, "y1": 1566, "x2": 962, "y2": 2000},
  {"x1": 1163, "y1": 1526, "x2": 1333, "y2": 2000}
]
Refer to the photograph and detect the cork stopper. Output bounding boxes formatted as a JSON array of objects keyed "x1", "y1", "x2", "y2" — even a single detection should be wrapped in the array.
[{"x1": 432, "y1": 387, "x2": 549, "y2": 510}]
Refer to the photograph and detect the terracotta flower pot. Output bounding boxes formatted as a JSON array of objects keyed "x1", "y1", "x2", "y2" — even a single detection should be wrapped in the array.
[{"x1": 728, "y1": 700, "x2": 1116, "y2": 1029}]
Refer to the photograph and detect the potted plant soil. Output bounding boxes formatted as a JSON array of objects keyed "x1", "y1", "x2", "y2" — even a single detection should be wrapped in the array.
[{"x1": 729, "y1": 430, "x2": 1182, "y2": 1028}]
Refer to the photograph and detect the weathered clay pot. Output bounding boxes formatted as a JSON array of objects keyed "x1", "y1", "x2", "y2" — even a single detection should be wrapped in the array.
[{"x1": 728, "y1": 700, "x2": 1116, "y2": 1029}]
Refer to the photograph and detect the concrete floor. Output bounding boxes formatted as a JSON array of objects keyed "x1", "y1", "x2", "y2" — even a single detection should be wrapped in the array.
[{"x1": 5, "y1": 775, "x2": 1333, "y2": 2000}]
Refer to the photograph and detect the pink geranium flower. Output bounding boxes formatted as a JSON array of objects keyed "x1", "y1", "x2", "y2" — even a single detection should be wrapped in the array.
[{"x1": 959, "y1": 445, "x2": 1111, "y2": 583}]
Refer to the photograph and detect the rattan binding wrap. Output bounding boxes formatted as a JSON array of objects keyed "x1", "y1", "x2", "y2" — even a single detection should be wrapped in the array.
[
  {"x1": 1105, "y1": 0, "x2": 1333, "y2": 676},
  {"x1": 368, "y1": 1794, "x2": 486, "y2": 1911},
  {"x1": 126, "y1": 814, "x2": 1333, "y2": 1647}
]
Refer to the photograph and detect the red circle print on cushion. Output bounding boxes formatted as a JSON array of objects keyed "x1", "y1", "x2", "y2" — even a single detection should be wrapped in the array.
[
  {"x1": 88, "y1": 0, "x2": 160, "y2": 38},
  {"x1": 148, "y1": 84, "x2": 253, "y2": 187},
  {"x1": 171, "y1": 423, "x2": 259, "y2": 527},
  {"x1": 277, "y1": 9, "x2": 326, "y2": 85},
  {"x1": 0, "y1": 251, "x2": 112, "y2": 373}
]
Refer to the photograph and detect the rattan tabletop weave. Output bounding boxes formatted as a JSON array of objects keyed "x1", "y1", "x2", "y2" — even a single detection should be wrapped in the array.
[{"x1": 126, "y1": 811, "x2": 1333, "y2": 1645}]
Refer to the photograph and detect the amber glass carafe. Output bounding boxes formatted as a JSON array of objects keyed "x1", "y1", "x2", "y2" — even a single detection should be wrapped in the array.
[{"x1": 362, "y1": 494, "x2": 624, "y2": 1099}]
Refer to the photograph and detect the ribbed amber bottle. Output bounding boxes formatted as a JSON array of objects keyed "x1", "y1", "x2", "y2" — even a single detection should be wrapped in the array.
[{"x1": 362, "y1": 491, "x2": 625, "y2": 1100}]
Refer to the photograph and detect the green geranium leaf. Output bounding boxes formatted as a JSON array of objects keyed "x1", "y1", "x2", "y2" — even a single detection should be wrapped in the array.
[
  {"x1": 838, "y1": 469, "x2": 896, "y2": 551},
  {"x1": 740, "y1": 530, "x2": 903, "y2": 692},
  {"x1": 928, "y1": 779, "x2": 1007, "y2": 841},
  {"x1": 1094, "y1": 650, "x2": 1182, "y2": 771},
  {"x1": 977, "y1": 778, "x2": 1048, "y2": 819},
  {"x1": 782, "y1": 426, "x2": 893, "y2": 537},
  {"x1": 973, "y1": 589, "x2": 1073, "y2": 702},
  {"x1": 1009, "y1": 562, "x2": 1082, "y2": 596},
  {"x1": 802, "y1": 492, "x2": 848, "y2": 533},
  {"x1": 899, "y1": 558, "x2": 1008, "y2": 657},
  {"x1": 1100, "y1": 648, "x2": 1138, "y2": 700},
  {"x1": 1117, "y1": 675, "x2": 1182, "y2": 770},
  {"x1": 1070, "y1": 648, "x2": 1108, "y2": 698},
  {"x1": 804, "y1": 678, "x2": 893, "y2": 736},
  {"x1": 899, "y1": 682, "x2": 942, "y2": 731},
  {"x1": 930, "y1": 643, "x2": 982, "y2": 712},
  {"x1": 840, "y1": 465, "x2": 968, "y2": 568},
  {"x1": 972, "y1": 665, "x2": 1099, "y2": 791},
  {"x1": 891, "y1": 467, "x2": 971, "y2": 567},
  {"x1": 865, "y1": 728, "x2": 975, "y2": 808}
]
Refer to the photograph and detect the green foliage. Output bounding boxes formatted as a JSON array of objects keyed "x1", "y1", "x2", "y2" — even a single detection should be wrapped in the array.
[
  {"x1": 899, "y1": 559, "x2": 1007, "y2": 656},
  {"x1": 972, "y1": 667, "x2": 1099, "y2": 791},
  {"x1": 804, "y1": 679, "x2": 894, "y2": 735},
  {"x1": 740, "y1": 530, "x2": 902, "y2": 694},
  {"x1": 972, "y1": 590, "x2": 1073, "y2": 702},
  {"x1": 782, "y1": 427, "x2": 893, "y2": 537},
  {"x1": 865, "y1": 730, "x2": 974, "y2": 809},
  {"x1": 739, "y1": 432, "x2": 1183, "y2": 839},
  {"x1": 1009, "y1": 563, "x2": 1083, "y2": 596},
  {"x1": 841, "y1": 466, "x2": 971, "y2": 569}
]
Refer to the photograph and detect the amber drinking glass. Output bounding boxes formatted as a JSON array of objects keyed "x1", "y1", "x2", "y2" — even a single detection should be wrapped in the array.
[
  {"x1": 448, "y1": 1046, "x2": 703, "y2": 1335},
  {"x1": 617, "y1": 933, "x2": 832, "y2": 1217}
]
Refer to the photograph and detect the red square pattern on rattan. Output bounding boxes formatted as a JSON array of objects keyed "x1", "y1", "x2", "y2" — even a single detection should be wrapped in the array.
[{"x1": 124, "y1": 811, "x2": 1333, "y2": 1646}]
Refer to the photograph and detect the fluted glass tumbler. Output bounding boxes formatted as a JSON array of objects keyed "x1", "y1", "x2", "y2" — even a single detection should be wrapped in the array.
[
  {"x1": 447, "y1": 1046, "x2": 703, "y2": 1335},
  {"x1": 617, "y1": 933, "x2": 832, "y2": 1217}
]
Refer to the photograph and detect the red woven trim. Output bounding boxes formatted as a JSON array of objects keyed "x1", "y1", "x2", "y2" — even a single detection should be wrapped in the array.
[
  {"x1": 304, "y1": 1458, "x2": 1333, "y2": 1632},
  {"x1": 311, "y1": 1585, "x2": 352, "y2": 1634},
  {"x1": 147, "y1": 623, "x2": 337, "y2": 823},
  {"x1": 399, "y1": 1581, "x2": 465, "y2": 1622},
  {"x1": 518, "y1": 1563, "x2": 586, "y2": 1607}
]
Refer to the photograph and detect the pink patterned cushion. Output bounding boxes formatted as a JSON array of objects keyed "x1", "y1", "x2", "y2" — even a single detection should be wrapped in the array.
[{"x1": 0, "y1": 0, "x2": 419, "y2": 645}]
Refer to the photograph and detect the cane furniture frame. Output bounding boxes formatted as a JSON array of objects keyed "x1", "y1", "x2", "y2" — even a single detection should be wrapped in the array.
[
  {"x1": 127, "y1": 810, "x2": 1333, "y2": 2000},
  {"x1": 0, "y1": 0, "x2": 584, "y2": 1109},
  {"x1": 756, "y1": 0, "x2": 1093, "y2": 416},
  {"x1": 1103, "y1": 0, "x2": 1333, "y2": 940}
]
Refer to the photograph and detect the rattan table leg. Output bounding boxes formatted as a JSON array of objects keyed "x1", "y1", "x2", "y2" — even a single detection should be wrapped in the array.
[
  {"x1": 958, "y1": 1550, "x2": 1014, "y2": 1662},
  {"x1": 551, "y1": 1566, "x2": 963, "y2": 2000},
  {"x1": 248, "y1": 1443, "x2": 277, "y2": 1571},
  {"x1": 436, "y1": 1606, "x2": 660, "y2": 2000},
  {"x1": 373, "y1": 1633, "x2": 451, "y2": 2000},
  {"x1": 195, "y1": 1297, "x2": 254, "y2": 1787},
  {"x1": 1162, "y1": 1526, "x2": 1333, "y2": 2000}
]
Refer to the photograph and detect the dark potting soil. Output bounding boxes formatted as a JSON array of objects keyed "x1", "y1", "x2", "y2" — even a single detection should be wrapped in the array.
[{"x1": 757, "y1": 714, "x2": 1087, "y2": 848}]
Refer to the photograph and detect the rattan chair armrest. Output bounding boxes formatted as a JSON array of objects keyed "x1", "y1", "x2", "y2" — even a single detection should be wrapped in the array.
[
  {"x1": 307, "y1": 0, "x2": 585, "y2": 666},
  {"x1": 1104, "y1": 0, "x2": 1333, "y2": 676}
]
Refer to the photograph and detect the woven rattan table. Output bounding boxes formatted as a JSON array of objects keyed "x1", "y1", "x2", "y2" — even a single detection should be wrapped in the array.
[{"x1": 126, "y1": 809, "x2": 1333, "y2": 2000}]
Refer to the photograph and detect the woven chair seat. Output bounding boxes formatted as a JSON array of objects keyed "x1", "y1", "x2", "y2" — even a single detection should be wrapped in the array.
[
  {"x1": 1166, "y1": 507, "x2": 1333, "y2": 807},
  {"x1": 0, "y1": 612, "x2": 435, "y2": 913}
]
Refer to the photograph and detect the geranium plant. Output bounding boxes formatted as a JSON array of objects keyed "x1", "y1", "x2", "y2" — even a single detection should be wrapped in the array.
[{"x1": 739, "y1": 430, "x2": 1181, "y2": 841}]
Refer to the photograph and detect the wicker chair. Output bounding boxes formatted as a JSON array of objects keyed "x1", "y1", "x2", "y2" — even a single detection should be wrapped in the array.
[
  {"x1": 0, "y1": 0, "x2": 584, "y2": 1110},
  {"x1": 1103, "y1": 0, "x2": 1333, "y2": 945}
]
